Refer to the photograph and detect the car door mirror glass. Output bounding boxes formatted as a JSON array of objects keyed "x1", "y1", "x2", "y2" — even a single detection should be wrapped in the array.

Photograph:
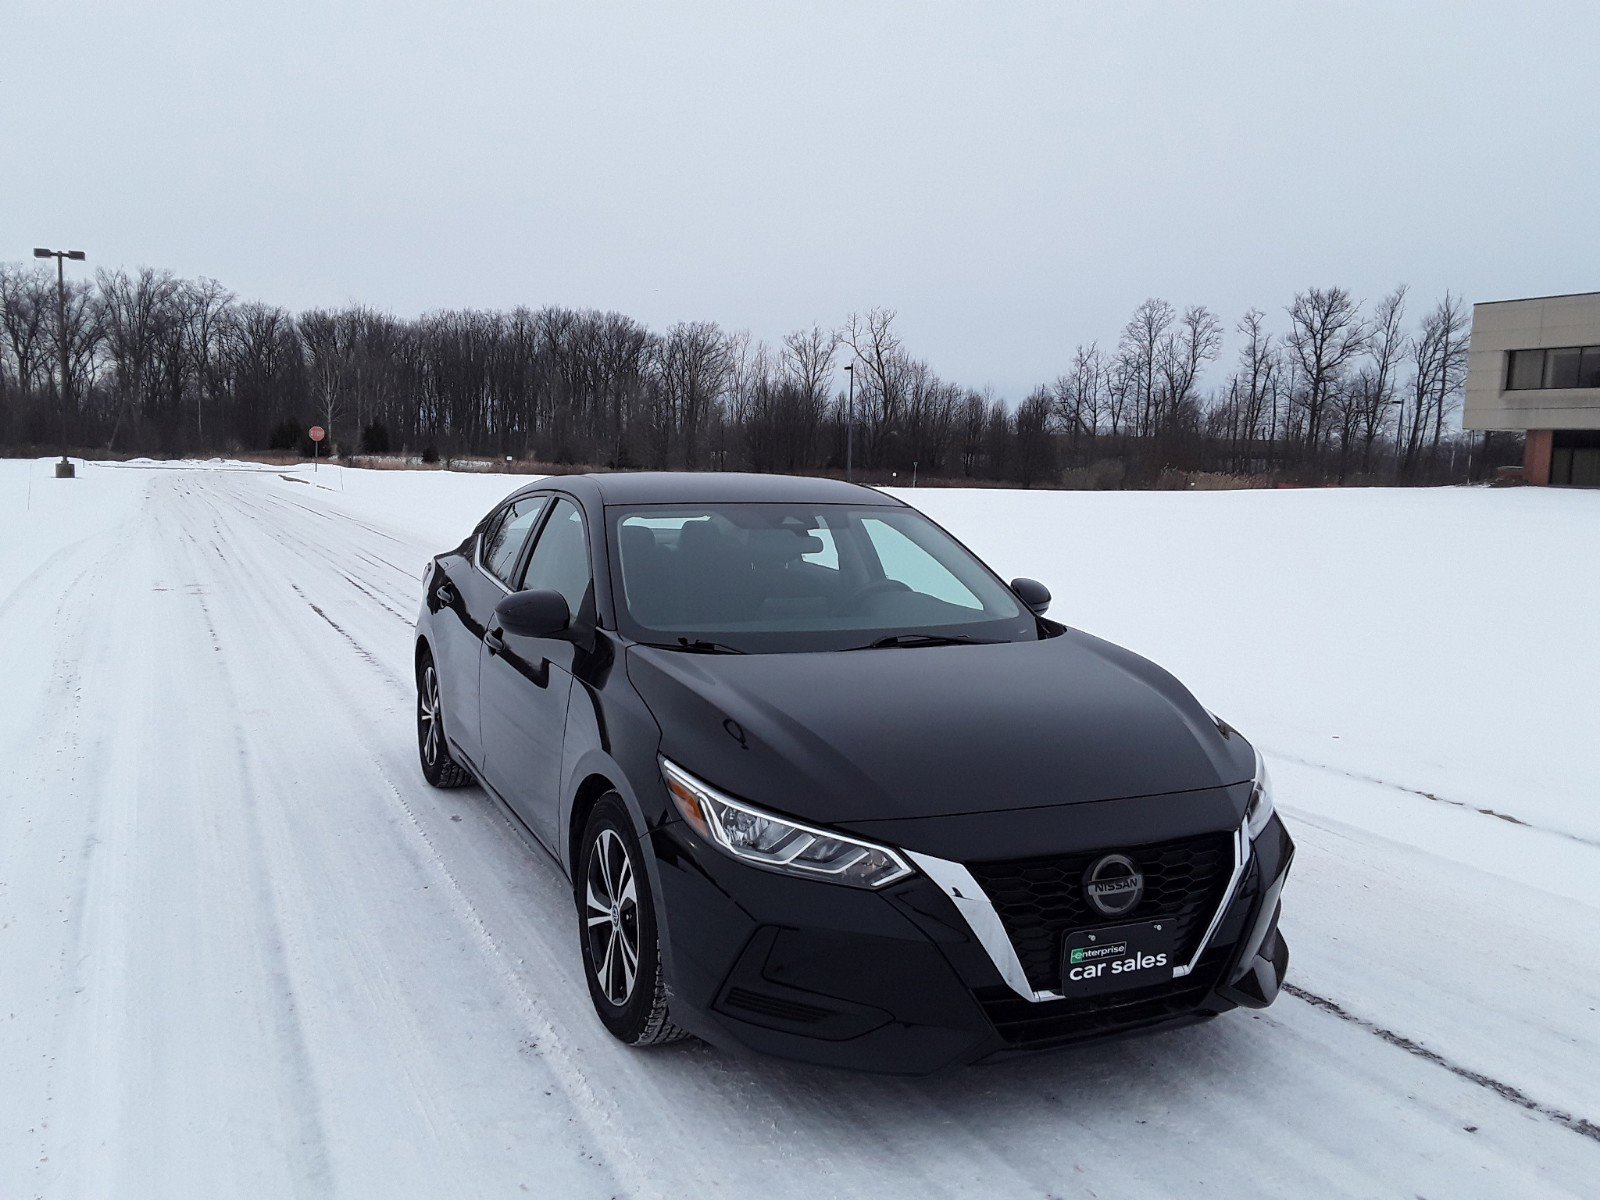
[
  {"x1": 1010, "y1": 576, "x2": 1051, "y2": 616},
  {"x1": 494, "y1": 589, "x2": 571, "y2": 639}
]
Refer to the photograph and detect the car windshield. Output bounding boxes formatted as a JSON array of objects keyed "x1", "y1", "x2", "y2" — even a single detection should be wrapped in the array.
[{"x1": 607, "y1": 502, "x2": 1036, "y2": 653}]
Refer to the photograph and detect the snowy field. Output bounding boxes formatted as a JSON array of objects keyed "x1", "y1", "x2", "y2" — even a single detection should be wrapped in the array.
[{"x1": 1, "y1": 457, "x2": 1596, "y2": 1200}]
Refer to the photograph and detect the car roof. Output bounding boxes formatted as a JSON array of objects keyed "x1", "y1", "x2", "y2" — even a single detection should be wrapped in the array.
[{"x1": 534, "y1": 471, "x2": 904, "y2": 507}]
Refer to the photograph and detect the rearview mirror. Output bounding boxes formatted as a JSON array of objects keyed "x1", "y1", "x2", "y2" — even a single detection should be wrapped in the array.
[
  {"x1": 494, "y1": 589, "x2": 571, "y2": 639},
  {"x1": 1010, "y1": 577, "x2": 1051, "y2": 616}
]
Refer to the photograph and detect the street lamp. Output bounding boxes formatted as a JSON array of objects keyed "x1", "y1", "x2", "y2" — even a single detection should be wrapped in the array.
[
  {"x1": 843, "y1": 361, "x2": 855, "y2": 483},
  {"x1": 34, "y1": 247, "x2": 86, "y2": 479}
]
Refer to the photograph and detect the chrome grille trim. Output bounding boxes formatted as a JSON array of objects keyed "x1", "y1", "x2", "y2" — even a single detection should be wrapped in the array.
[{"x1": 909, "y1": 819, "x2": 1251, "y2": 1004}]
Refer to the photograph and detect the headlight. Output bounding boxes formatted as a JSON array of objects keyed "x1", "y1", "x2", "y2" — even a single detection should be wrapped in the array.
[
  {"x1": 1245, "y1": 749, "x2": 1276, "y2": 839},
  {"x1": 661, "y1": 759, "x2": 913, "y2": 889}
]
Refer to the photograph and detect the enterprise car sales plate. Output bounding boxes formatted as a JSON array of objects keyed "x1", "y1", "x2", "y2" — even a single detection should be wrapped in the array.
[{"x1": 1062, "y1": 919, "x2": 1182, "y2": 996}]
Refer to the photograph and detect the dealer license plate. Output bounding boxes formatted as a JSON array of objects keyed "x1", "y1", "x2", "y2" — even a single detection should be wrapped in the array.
[{"x1": 1061, "y1": 919, "x2": 1182, "y2": 996}]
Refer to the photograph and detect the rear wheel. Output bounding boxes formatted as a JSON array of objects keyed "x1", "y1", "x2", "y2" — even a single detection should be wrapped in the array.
[
  {"x1": 416, "y1": 649, "x2": 473, "y2": 788},
  {"x1": 578, "y1": 796, "x2": 688, "y2": 1047}
]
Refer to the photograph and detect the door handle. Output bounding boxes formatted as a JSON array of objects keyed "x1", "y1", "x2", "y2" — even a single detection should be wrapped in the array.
[
  {"x1": 484, "y1": 627, "x2": 505, "y2": 656},
  {"x1": 436, "y1": 580, "x2": 457, "y2": 607}
]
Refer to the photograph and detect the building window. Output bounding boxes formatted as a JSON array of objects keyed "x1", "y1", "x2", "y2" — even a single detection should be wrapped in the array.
[
  {"x1": 1508, "y1": 349, "x2": 1545, "y2": 390},
  {"x1": 1506, "y1": 345, "x2": 1600, "y2": 390},
  {"x1": 1551, "y1": 430, "x2": 1600, "y2": 487},
  {"x1": 1545, "y1": 347, "x2": 1582, "y2": 389},
  {"x1": 1582, "y1": 347, "x2": 1600, "y2": 389}
]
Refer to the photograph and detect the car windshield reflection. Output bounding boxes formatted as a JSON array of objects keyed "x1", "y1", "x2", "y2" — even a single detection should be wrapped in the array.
[{"x1": 608, "y1": 502, "x2": 1036, "y2": 654}]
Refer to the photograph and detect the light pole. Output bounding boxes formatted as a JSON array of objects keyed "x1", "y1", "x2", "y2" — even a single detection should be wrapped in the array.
[
  {"x1": 33, "y1": 247, "x2": 86, "y2": 479},
  {"x1": 844, "y1": 361, "x2": 855, "y2": 483}
]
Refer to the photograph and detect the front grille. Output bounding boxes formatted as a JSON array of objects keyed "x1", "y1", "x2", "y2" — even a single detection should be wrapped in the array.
[{"x1": 966, "y1": 831, "x2": 1233, "y2": 992}]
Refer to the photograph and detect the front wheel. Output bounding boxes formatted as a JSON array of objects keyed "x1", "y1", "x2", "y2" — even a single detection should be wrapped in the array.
[
  {"x1": 416, "y1": 648, "x2": 473, "y2": 788},
  {"x1": 578, "y1": 797, "x2": 688, "y2": 1047}
]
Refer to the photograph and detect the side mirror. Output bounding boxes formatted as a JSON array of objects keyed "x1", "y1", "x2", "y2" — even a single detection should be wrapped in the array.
[
  {"x1": 494, "y1": 589, "x2": 571, "y2": 639},
  {"x1": 1010, "y1": 577, "x2": 1051, "y2": 616}
]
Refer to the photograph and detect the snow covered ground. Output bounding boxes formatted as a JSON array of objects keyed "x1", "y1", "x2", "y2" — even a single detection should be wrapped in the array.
[{"x1": 1, "y1": 458, "x2": 1596, "y2": 1199}]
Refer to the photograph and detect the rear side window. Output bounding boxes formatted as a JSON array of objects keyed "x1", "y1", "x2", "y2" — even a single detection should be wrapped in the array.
[
  {"x1": 520, "y1": 498, "x2": 592, "y2": 616},
  {"x1": 480, "y1": 497, "x2": 546, "y2": 585}
]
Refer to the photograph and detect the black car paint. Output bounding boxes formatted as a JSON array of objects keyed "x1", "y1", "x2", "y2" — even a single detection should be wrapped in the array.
[
  {"x1": 624, "y1": 631, "x2": 1255, "y2": 826},
  {"x1": 415, "y1": 472, "x2": 1293, "y2": 1073}
]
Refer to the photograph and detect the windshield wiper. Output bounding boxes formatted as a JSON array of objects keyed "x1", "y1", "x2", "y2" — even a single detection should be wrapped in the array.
[
  {"x1": 845, "y1": 633, "x2": 999, "y2": 651},
  {"x1": 637, "y1": 638, "x2": 747, "y2": 655}
]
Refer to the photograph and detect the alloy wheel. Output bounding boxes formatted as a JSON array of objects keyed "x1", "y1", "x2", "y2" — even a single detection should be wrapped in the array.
[
  {"x1": 418, "y1": 664, "x2": 442, "y2": 766},
  {"x1": 584, "y1": 828, "x2": 640, "y2": 1005}
]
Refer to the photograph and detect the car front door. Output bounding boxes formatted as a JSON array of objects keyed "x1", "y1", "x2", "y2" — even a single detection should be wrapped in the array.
[
  {"x1": 478, "y1": 497, "x2": 592, "y2": 850},
  {"x1": 431, "y1": 495, "x2": 547, "y2": 770}
]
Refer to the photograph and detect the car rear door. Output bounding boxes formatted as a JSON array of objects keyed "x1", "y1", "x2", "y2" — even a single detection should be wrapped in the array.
[
  {"x1": 430, "y1": 495, "x2": 547, "y2": 771},
  {"x1": 478, "y1": 496, "x2": 592, "y2": 850}
]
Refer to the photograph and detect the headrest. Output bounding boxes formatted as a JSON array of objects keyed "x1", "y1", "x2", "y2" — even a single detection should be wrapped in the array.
[
  {"x1": 621, "y1": 524, "x2": 659, "y2": 557},
  {"x1": 679, "y1": 521, "x2": 722, "y2": 552}
]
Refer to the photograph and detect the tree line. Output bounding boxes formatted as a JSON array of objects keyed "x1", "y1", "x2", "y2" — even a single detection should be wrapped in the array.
[{"x1": 0, "y1": 260, "x2": 1486, "y2": 485}]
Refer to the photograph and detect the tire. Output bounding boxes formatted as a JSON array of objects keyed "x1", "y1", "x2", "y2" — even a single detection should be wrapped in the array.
[
  {"x1": 416, "y1": 648, "x2": 473, "y2": 788},
  {"x1": 578, "y1": 796, "x2": 688, "y2": 1047}
]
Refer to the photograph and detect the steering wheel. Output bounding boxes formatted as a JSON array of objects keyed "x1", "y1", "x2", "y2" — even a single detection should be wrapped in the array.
[{"x1": 835, "y1": 578, "x2": 912, "y2": 614}]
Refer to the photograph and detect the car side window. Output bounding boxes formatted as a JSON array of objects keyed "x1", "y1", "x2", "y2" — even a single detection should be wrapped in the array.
[
  {"x1": 520, "y1": 498, "x2": 592, "y2": 617},
  {"x1": 480, "y1": 497, "x2": 546, "y2": 586}
]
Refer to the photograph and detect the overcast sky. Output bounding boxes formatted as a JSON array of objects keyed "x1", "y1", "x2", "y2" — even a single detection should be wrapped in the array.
[{"x1": 7, "y1": 1, "x2": 1598, "y2": 397}]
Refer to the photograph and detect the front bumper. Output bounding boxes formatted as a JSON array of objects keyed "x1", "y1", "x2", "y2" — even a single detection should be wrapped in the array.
[{"x1": 649, "y1": 811, "x2": 1295, "y2": 1075}]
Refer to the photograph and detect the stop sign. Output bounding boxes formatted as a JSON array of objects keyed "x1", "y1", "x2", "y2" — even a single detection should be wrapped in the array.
[{"x1": 309, "y1": 425, "x2": 325, "y2": 442}]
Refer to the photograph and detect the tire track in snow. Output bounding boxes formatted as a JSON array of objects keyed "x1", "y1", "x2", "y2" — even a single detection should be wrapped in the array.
[
  {"x1": 1271, "y1": 749, "x2": 1600, "y2": 850},
  {"x1": 1284, "y1": 983, "x2": 1600, "y2": 1144},
  {"x1": 333, "y1": 568, "x2": 411, "y2": 622},
  {"x1": 179, "y1": 482, "x2": 491, "y2": 1198},
  {"x1": 221, "y1": 488, "x2": 419, "y2": 622},
  {"x1": 164, "y1": 483, "x2": 340, "y2": 1198},
  {"x1": 166, "y1": 476, "x2": 501, "y2": 1196},
  {"x1": 189, "y1": 471, "x2": 660, "y2": 1199},
  {"x1": 286, "y1": 581, "x2": 397, "y2": 681}
]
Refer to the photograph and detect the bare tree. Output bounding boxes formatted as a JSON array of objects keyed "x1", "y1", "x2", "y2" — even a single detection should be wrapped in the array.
[
  {"x1": 1401, "y1": 292, "x2": 1470, "y2": 477},
  {"x1": 1118, "y1": 298, "x2": 1175, "y2": 438},
  {"x1": 843, "y1": 308, "x2": 908, "y2": 467},
  {"x1": 98, "y1": 267, "x2": 181, "y2": 448},
  {"x1": 1233, "y1": 309, "x2": 1279, "y2": 470},
  {"x1": 0, "y1": 265, "x2": 56, "y2": 437},
  {"x1": 1284, "y1": 286, "x2": 1368, "y2": 461},
  {"x1": 181, "y1": 278, "x2": 235, "y2": 442},
  {"x1": 956, "y1": 389, "x2": 988, "y2": 477},
  {"x1": 1051, "y1": 343, "x2": 1104, "y2": 466},
  {"x1": 1344, "y1": 285, "x2": 1408, "y2": 476},
  {"x1": 655, "y1": 321, "x2": 730, "y2": 469},
  {"x1": 1013, "y1": 388, "x2": 1058, "y2": 487},
  {"x1": 1159, "y1": 305, "x2": 1223, "y2": 419}
]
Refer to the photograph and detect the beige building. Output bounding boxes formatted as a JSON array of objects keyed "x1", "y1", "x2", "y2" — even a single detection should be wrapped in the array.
[{"x1": 1464, "y1": 292, "x2": 1600, "y2": 485}]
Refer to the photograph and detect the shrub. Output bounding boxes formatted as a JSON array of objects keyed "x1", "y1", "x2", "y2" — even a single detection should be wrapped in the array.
[
  {"x1": 360, "y1": 421, "x2": 391, "y2": 454},
  {"x1": 267, "y1": 418, "x2": 302, "y2": 452},
  {"x1": 1060, "y1": 459, "x2": 1127, "y2": 490}
]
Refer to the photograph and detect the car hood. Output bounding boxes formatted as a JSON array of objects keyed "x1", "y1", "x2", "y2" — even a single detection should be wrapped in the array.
[{"x1": 625, "y1": 629, "x2": 1254, "y2": 826}]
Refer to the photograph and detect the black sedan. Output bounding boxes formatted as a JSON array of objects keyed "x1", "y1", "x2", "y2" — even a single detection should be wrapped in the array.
[{"x1": 413, "y1": 472, "x2": 1292, "y2": 1074}]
